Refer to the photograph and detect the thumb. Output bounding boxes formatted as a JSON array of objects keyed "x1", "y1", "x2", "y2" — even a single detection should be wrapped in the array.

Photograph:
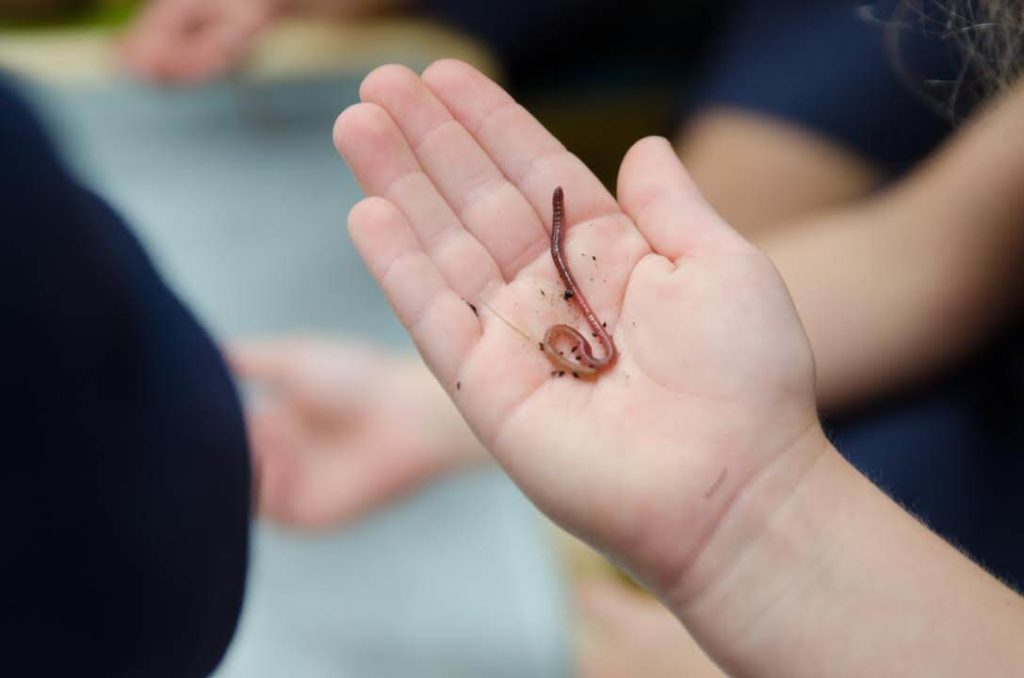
[{"x1": 617, "y1": 136, "x2": 745, "y2": 260}]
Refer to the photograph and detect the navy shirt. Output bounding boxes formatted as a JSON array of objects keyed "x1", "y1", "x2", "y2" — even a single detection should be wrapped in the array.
[
  {"x1": 691, "y1": 0, "x2": 964, "y2": 175},
  {"x1": 428, "y1": 0, "x2": 964, "y2": 171},
  {"x1": 0, "y1": 79, "x2": 250, "y2": 676}
]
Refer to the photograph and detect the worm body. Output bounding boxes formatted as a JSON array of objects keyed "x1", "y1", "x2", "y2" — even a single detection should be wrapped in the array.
[{"x1": 542, "y1": 187, "x2": 617, "y2": 376}]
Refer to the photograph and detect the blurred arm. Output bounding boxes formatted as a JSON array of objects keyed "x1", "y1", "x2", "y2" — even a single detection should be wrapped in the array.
[
  {"x1": 761, "y1": 85, "x2": 1024, "y2": 409},
  {"x1": 677, "y1": 108, "x2": 880, "y2": 238}
]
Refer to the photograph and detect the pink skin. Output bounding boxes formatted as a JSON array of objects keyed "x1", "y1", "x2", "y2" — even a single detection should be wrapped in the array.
[{"x1": 542, "y1": 187, "x2": 618, "y2": 376}]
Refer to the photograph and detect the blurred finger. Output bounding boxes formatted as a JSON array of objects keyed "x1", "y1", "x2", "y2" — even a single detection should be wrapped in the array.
[
  {"x1": 230, "y1": 339, "x2": 376, "y2": 425},
  {"x1": 248, "y1": 404, "x2": 303, "y2": 518},
  {"x1": 120, "y1": 0, "x2": 203, "y2": 78},
  {"x1": 359, "y1": 64, "x2": 549, "y2": 279},
  {"x1": 260, "y1": 437, "x2": 440, "y2": 529},
  {"x1": 168, "y1": 0, "x2": 273, "y2": 83},
  {"x1": 347, "y1": 196, "x2": 481, "y2": 388},
  {"x1": 229, "y1": 340, "x2": 294, "y2": 380},
  {"x1": 335, "y1": 102, "x2": 504, "y2": 301}
]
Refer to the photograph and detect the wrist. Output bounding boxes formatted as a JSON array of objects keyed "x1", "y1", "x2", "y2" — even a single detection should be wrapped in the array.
[
  {"x1": 665, "y1": 422, "x2": 833, "y2": 603},
  {"x1": 665, "y1": 431, "x2": 1024, "y2": 676},
  {"x1": 663, "y1": 425, "x2": 854, "y2": 667}
]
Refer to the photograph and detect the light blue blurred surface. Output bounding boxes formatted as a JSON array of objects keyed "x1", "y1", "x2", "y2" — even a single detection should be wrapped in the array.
[{"x1": 21, "y1": 74, "x2": 569, "y2": 678}]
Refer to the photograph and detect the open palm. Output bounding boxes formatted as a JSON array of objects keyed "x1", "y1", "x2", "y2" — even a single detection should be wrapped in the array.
[{"x1": 335, "y1": 60, "x2": 820, "y2": 594}]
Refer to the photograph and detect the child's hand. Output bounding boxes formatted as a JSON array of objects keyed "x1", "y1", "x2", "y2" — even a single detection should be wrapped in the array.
[
  {"x1": 334, "y1": 60, "x2": 823, "y2": 599},
  {"x1": 120, "y1": 0, "x2": 409, "y2": 85},
  {"x1": 120, "y1": 0, "x2": 282, "y2": 84},
  {"x1": 231, "y1": 338, "x2": 487, "y2": 529}
]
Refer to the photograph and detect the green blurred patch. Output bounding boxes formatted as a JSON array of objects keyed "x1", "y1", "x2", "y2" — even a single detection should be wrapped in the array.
[{"x1": 0, "y1": 0, "x2": 138, "y2": 29}]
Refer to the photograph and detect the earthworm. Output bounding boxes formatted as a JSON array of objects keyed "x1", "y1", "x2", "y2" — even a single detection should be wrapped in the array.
[{"x1": 542, "y1": 187, "x2": 617, "y2": 376}]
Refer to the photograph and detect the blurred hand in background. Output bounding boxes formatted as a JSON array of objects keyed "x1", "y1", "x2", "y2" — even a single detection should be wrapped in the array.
[
  {"x1": 231, "y1": 337, "x2": 487, "y2": 529},
  {"x1": 119, "y1": 0, "x2": 407, "y2": 84},
  {"x1": 120, "y1": 0, "x2": 281, "y2": 83}
]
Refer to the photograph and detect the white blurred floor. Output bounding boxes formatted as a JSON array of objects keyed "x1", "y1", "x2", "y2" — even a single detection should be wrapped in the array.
[{"x1": 20, "y1": 74, "x2": 569, "y2": 678}]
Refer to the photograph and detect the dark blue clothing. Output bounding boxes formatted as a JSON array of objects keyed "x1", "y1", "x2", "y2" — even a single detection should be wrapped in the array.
[
  {"x1": 429, "y1": 1, "x2": 963, "y2": 171},
  {"x1": 425, "y1": 0, "x2": 718, "y2": 93},
  {"x1": 827, "y1": 338, "x2": 1024, "y2": 590},
  {"x1": 691, "y1": 0, "x2": 963, "y2": 176},
  {"x1": 0, "y1": 80, "x2": 250, "y2": 676}
]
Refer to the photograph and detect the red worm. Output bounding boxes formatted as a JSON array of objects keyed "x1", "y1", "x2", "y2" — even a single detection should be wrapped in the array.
[{"x1": 542, "y1": 187, "x2": 617, "y2": 376}]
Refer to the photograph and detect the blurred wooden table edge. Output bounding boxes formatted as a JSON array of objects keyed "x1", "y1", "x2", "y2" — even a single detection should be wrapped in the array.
[
  {"x1": 0, "y1": 17, "x2": 499, "y2": 85},
  {"x1": 549, "y1": 523, "x2": 646, "y2": 591}
]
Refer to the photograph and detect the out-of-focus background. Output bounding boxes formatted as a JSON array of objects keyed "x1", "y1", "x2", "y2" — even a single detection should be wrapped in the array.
[
  {"x1": 14, "y1": 3, "x2": 1021, "y2": 677},
  {"x1": 2, "y1": 12, "x2": 555, "y2": 678},
  {"x1": 0, "y1": 2, "x2": 717, "y2": 676}
]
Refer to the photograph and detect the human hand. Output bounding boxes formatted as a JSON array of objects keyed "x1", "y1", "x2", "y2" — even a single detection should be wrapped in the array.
[
  {"x1": 333, "y1": 60, "x2": 824, "y2": 600},
  {"x1": 120, "y1": 0, "x2": 283, "y2": 84},
  {"x1": 232, "y1": 337, "x2": 487, "y2": 529},
  {"x1": 120, "y1": 0, "x2": 410, "y2": 84}
]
